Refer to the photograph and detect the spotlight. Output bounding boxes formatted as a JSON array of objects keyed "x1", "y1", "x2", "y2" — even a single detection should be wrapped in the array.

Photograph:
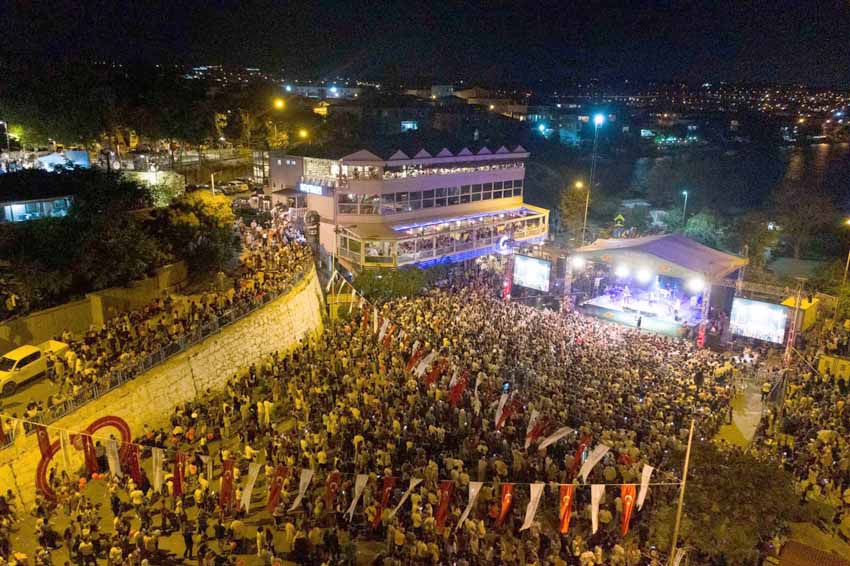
[
  {"x1": 686, "y1": 278, "x2": 704, "y2": 293},
  {"x1": 636, "y1": 268, "x2": 653, "y2": 284},
  {"x1": 615, "y1": 265, "x2": 629, "y2": 278},
  {"x1": 571, "y1": 256, "x2": 586, "y2": 269}
]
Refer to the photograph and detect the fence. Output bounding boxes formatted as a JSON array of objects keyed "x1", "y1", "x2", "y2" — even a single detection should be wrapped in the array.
[{"x1": 0, "y1": 262, "x2": 312, "y2": 451}]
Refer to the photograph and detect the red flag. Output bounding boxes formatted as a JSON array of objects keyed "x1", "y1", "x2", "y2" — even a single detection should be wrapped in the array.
[
  {"x1": 36, "y1": 425, "x2": 51, "y2": 459},
  {"x1": 80, "y1": 434, "x2": 99, "y2": 474},
  {"x1": 570, "y1": 434, "x2": 592, "y2": 476},
  {"x1": 220, "y1": 459, "x2": 235, "y2": 510},
  {"x1": 405, "y1": 348, "x2": 424, "y2": 373},
  {"x1": 173, "y1": 451, "x2": 185, "y2": 497},
  {"x1": 435, "y1": 480, "x2": 454, "y2": 531},
  {"x1": 448, "y1": 370, "x2": 469, "y2": 407},
  {"x1": 617, "y1": 452, "x2": 633, "y2": 466},
  {"x1": 127, "y1": 444, "x2": 143, "y2": 485},
  {"x1": 527, "y1": 416, "x2": 549, "y2": 448},
  {"x1": 425, "y1": 359, "x2": 447, "y2": 387},
  {"x1": 496, "y1": 483, "x2": 514, "y2": 527},
  {"x1": 372, "y1": 476, "x2": 397, "y2": 529},
  {"x1": 266, "y1": 464, "x2": 288, "y2": 512},
  {"x1": 496, "y1": 399, "x2": 521, "y2": 430},
  {"x1": 0, "y1": 418, "x2": 6, "y2": 444},
  {"x1": 325, "y1": 471, "x2": 341, "y2": 511},
  {"x1": 621, "y1": 484, "x2": 637, "y2": 536},
  {"x1": 559, "y1": 484, "x2": 575, "y2": 534},
  {"x1": 382, "y1": 324, "x2": 396, "y2": 349}
]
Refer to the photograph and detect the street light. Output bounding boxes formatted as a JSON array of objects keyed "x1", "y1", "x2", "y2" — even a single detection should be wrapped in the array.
[
  {"x1": 273, "y1": 98, "x2": 285, "y2": 110},
  {"x1": 843, "y1": 218, "x2": 850, "y2": 286},
  {"x1": 298, "y1": 129, "x2": 308, "y2": 139},
  {"x1": 575, "y1": 180, "x2": 591, "y2": 246},
  {"x1": 681, "y1": 190, "x2": 689, "y2": 224},
  {"x1": 587, "y1": 114, "x2": 605, "y2": 244}
]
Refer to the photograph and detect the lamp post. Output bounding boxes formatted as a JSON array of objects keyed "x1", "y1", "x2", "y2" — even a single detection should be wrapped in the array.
[
  {"x1": 583, "y1": 114, "x2": 605, "y2": 246},
  {"x1": 843, "y1": 218, "x2": 850, "y2": 286},
  {"x1": 681, "y1": 190, "x2": 689, "y2": 225},
  {"x1": 576, "y1": 180, "x2": 590, "y2": 246}
]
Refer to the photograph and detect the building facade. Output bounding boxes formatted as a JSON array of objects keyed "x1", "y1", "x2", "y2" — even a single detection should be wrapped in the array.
[{"x1": 267, "y1": 144, "x2": 549, "y2": 270}]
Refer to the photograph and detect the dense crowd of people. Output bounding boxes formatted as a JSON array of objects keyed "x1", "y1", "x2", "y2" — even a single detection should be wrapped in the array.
[{"x1": 2, "y1": 261, "x2": 746, "y2": 565}]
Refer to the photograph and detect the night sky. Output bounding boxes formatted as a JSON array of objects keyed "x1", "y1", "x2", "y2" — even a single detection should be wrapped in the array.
[{"x1": 5, "y1": 0, "x2": 850, "y2": 86}]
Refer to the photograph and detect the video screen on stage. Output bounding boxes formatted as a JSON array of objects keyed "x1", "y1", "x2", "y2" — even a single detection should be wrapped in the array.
[
  {"x1": 729, "y1": 298, "x2": 788, "y2": 344},
  {"x1": 513, "y1": 255, "x2": 551, "y2": 292}
]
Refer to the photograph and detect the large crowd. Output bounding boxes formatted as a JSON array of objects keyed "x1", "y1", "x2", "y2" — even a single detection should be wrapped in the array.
[{"x1": 2, "y1": 257, "x2": 747, "y2": 565}]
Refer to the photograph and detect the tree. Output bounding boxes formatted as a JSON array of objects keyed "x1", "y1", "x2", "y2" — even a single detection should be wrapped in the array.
[
  {"x1": 683, "y1": 209, "x2": 730, "y2": 250},
  {"x1": 773, "y1": 183, "x2": 834, "y2": 259},
  {"x1": 353, "y1": 268, "x2": 428, "y2": 302},
  {"x1": 728, "y1": 211, "x2": 779, "y2": 270},
  {"x1": 648, "y1": 441, "x2": 802, "y2": 565},
  {"x1": 559, "y1": 184, "x2": 589, "y2": 239}
]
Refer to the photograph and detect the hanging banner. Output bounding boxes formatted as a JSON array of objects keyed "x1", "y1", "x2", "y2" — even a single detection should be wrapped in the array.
[
  {"x1": 106, "y1": 438, "x2": 123, "y2": 478},
  {"x1": 325, "y1": 471, "x2": 342, "y2": 511},
  {"x1": 81, "y1": 434, "x2": 99, "y2": 474},
  {"x1": 636, "y1": 464, "x2": 654, "y2": 510},
  {"x1": 538, "y1": 427, "x2": 574, "y2": 451},
  {"x1": 372, "y1": 476, "x2": 397, "y2": 528},
  {"x1": 389, "y1": 478, "x2": 422, "y2": 519},
  {"x1": 240, "y1": 463, "x2": 262, "y2": 512},
  {"x1": 345, "y1": 474, "x2": 369, "y2": 521},
  {"x1": 382, "y1": 324, "x2": 396, "y2": 349},
  {"x1": 455, "y1": 481, "x2": 483, "y2": 531},
  {"x1": 570, "y1": 434, "x2": 592, "y2": 476},
  {"x1": 59, "y1": 430, "x2": 72, "y2": 471},
  {"x1": 524, "y1": 410, "x2": 540, "y2": 449},
  {"x1": 173, "y1": 451, "x2": 186, "y2": 497},
  {"x1": 128, "y1": 444, "x2": 142, "y2": 485},
  {"x1": 373, "y1": 312, "x2": 379, "y2": 334},
  {"x1": 673, "y1": 548, "x2": 686, "y2": 566},
  {"x1": 497, "y1": 399, "x2": 521, "y2": 430},
  {"x1": 378, "y1": 319, "x2": 390, "y2": 341},
  {"x1": 348, "y1": 289, "x2": 357, "y2": 314},
  {"x1": 496, "y1": 483, "x2": 514, "y2": 527},
  {"x1": 591, "y1": 484, "x2": 605, "y2": 534},
  {"x1": 494, "y1": 394, "x2": 509, "y2": 428},
  {"x1": 0, "y1": 418, "x2": 5, "y2": 444},
  {"x1": 435, "y1": 480, "x2": 454, "y2": 531},
  {"x1": 289, "y1": 468, "x2": 315, "y2": 511},
  {"x1": 425, "y1": 359, "x2": 447, "y2": 387},
  {"x1": 473, "y1": 373, "x2": 482, "y2": 415},
  {"x1": 361, "y1": 304, "x2": 370, "y2": 333},
  {"x1": 621, "y1": 484, "x2": 637, "y2": 536},
  {"x1": 406, "y1": 347, "x2": 424, "y2": 373},
  {"x1": 220, "y1": 459, "x2": 235, "y2": 510},
  {"x1": 152, "y1": 448, "x2": 164, "y2": 492},
  {"x1": 558, "y1": 484, "x2": 575, "y2": 534},
  {"x1": 414, "y1": 351, "x2": 438, "y2": 378},
  {"x1": 579, "y1": 444, "x2": 611, "y2": 483},
  {"x1": 36, "y1": 425, "x2": 51, "y2": 459},
  {"x1": 266, "y1": 464, "x2": 289, "y2": 513},
  {"x1": 448, "y1": 370, "x2": 469, "y2": 407},
  {"x1": 520, "y1": 482, "x2": 545, "y2": 531}
]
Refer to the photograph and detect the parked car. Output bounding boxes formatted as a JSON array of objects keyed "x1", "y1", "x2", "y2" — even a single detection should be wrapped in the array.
[{"x1": 0, "y1": 340, "x2": 69, "y2": 396}]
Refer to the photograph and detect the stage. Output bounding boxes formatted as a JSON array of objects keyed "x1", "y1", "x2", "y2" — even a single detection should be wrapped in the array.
[{"x1": 579, "y1": 291, "x2": 701, "y2": 337}]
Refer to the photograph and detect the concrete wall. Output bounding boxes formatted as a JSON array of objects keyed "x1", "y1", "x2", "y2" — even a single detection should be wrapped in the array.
[
  {"x1": 0, "y1": 266, "x2": 325, "y2": 502},
  {"x1": 0, "y1": 263, "x2": 187, "y2": 352}
]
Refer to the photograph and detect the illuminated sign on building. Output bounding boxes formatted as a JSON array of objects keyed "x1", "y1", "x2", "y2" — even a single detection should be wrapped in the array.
[{"x1": 298, "y1": 183, "x2": 324, "y2": 195}]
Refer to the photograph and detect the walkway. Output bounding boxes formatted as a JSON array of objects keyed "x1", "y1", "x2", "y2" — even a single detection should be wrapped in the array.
[{"x1": 715, "y1": 372, "x2": 764, "y2": 446}]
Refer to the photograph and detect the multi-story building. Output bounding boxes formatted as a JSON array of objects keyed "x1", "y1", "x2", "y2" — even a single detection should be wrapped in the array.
[{"x1": 267, "y1": 142, "x2": 549, "y2": 270}]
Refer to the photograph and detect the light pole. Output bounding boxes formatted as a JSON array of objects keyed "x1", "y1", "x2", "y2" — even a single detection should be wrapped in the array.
[
  {"x1": 681, "y1": 190, "x2": 689, "y2": 225},
  {"x1": 576, "y1": 180, "x2": 590, "y2": 246},
  {"x1": 589, "y1": 113, "x2": 604, "y2": 192},
  {"x1": 842, "y1": 218, "x2": 850, "y2": 286}
]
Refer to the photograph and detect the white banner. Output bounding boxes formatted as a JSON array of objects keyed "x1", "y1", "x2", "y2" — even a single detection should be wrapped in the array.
[
  {"x1": 524, "y1": 410, "x2": 540, "y2": 449},
  {"x1": 373, "y1": 312, "x2": 379, "y2": 334},
  {"x1": 520, "y1": 482, "x2": 545, "y2": 531},
  {"x1": 289, "y1": 468, "x2": 315, "y2": 511},
  {"x1": 106, "y1": 438, "x2": 122, "y2": 478},
  {"x1": 59, "y1": 430, "x2": 72, "y2": 471},
  {"x1": 449, "y1": 367, "x2": 460, "y2": 388},
  {"x1": 579, "y1": 444, "x2": 611, "y2": 483},
  {"x1": 414, "y1": 351, "x2": 438, "y2": 377},
  {"x1": 637, "y1": 464, "x2": 654, "y2": 511},
  {"x1": 200, "y1": 455, "x2": 214, "y2": 481},
  {"x1": 240, "y1": 463, "x2": 262, "y2": 512},
  {"x1": 411, "y1": 340, "x2": 420, "y2": 356},
  {"x1": 473, "y1": 373, "x2": 482, "y2": 415},
  {"x1": 672, "y1": 548, "x2": 686, "y2": 566},
  {"x1": 348, "y1": 289, "x2": 356, "y2": 314},
  {"x1": 591, "y1": 484, "x2": 605, "y2": 534},
  {"x1": 455, "y1": 481, "x2": 484, "y2": 531},
  {"x1": 389, "y1": 478, "x2": 423, "y2": 519},
  {"x1": 494, "y1": 394, "x2": 509, "y2": 428},
  {"x1": 538, "y1": 427, "x2": 574, "y2": 451},
  {"x1": 346, "y1": 474, "x2": 369, "y2": 520},
  {"x1": 152, "y1": 448, "x2": 164, "y2": 492},
  {"x1": 378, "y1": 319, "x2": 390, "y2": 341},
  {"x1": 325, "y1": 271, "x2": 337, "y2": 293}
]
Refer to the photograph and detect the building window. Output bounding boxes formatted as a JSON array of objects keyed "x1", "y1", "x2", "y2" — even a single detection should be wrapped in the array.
[
  {"x1": 435, "y1": 197, "x2": 446, "y2": 207},
  {"x1": 401, "y1": 120, "x2": 418, "y2": 132},
  {"x1": 460, "y1": 185, "x2": 470, "y2": 195}
]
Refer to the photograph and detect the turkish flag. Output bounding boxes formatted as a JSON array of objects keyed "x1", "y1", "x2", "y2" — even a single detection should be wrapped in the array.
[
  {"x1": 621, "y1": 484, "x2": 637, "y2": 536},
  {"x1": 570, "y1": 435, "x2": 592, "y2": 477},
  {"x1": 405, "y1": 349, "x2": 424, "y2": 373},
  {"x1": 559, "y1": 484, "x2": 575, "y2": 534},
  {"x1": 382, "y1": 324, "x2": 396, "y2": 349},
  {"x1": 448, "y1": 370, "x2": 469, "y2": 407},
  {"x1": 127, "y1": 444, "x2": 143, "y2": 485},
  {"x1": 496, "y1": 399, "x2": 522, "y2": 430},
  {"x1": 80, "y1": 434, "x2": 99, "y2": 474},
  {"x1": 372, "y1": 476, "x2": 397, "y2": 529},
  {"x1": 173, "y1": 451, "x2": 186, "y2": 497},
  {"x1": 435, "y1": 480, "x2": 454, "y2": 531},
  {"x1": 325, "y1": 471, "x2": 341, "y2": 511},
  {"x1": 425, "y1": 359, "x2": 446, "y2": 387},
  {"x1": 35, "y1": 425, "x2": 51, "y2": 459},
  {"x1": 496, "y1": 483, "x2": 514, "y2": 527},
  {"x1": 220, "y1": 459, "x2": 235, "y2": 510},
  {"x1": 266, "y1": 464, "x2": 288, "y2": 513}
]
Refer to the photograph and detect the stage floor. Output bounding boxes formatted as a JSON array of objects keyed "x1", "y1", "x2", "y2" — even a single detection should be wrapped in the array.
[{"x1": 580, "y1": 294, "x2": 700, "y2": 337}]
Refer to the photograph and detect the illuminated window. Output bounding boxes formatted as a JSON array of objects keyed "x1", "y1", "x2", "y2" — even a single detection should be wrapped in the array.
[{"x1": 401, "y1": 121, "x2": 418, "y2": 132}]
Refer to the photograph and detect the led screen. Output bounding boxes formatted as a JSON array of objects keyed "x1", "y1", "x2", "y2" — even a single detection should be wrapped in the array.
[
  {"x1": 513, "y1": 255, "x2": 551, "y2": 292},
  {"x1": 729, "y1": 298, "x2": 788, "y2": 344}
]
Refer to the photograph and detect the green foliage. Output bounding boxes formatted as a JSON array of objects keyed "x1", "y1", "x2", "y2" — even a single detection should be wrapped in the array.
[
  {"x1": 233, "y1": 207, "x2": 273, "y2": 227},
  {"x1": 558, "y1": 185, "x2": 588, "y2": 238},
  {"x1": 773, "y1": 182, "x2": 835, "y2": 259},
  {"x1": 648, "y1": 442, "x2": 800, "y2": 565},
  {"x1": 353, "y1": 268, "x2": 428, "y2": 302},
  {"x1": 727, "y1": 211, "x2": 779, "y2": 270},
  {"x1": 683, "y1": 209, "x2": 730, "y2": 250}
]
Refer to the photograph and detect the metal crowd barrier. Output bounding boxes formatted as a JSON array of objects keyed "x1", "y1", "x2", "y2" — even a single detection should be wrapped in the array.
[{"x1": 1, "y1": 263, "x2": 311, "y2": 449}]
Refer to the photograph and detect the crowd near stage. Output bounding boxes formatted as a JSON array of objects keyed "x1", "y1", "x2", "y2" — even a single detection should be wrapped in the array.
[{"x1": 569, "y1": 234, "x2": 749, "y2": 338}]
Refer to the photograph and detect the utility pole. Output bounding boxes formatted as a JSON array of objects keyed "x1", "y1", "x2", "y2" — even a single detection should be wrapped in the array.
[
  {"x1": 669, "y1": 418, "x2": 695, "y2": 566},
  {"x1": 210, "y1": 172, "x2": 216, "y2": 195},
  {"x1": 784, "y1": 279, "x2": 804, "y2": 367},
  {"x1": 186, "y1": 354, "x2": 200, "y2": 398}
]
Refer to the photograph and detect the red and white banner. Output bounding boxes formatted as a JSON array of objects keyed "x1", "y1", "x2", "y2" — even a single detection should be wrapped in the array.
[
  {"x1": 219, "y1": 459, "x2": 235, "y2": 510},
  {"x1": 538, "y1": 426, "x2": 574, "y2": 451},
  {"x1": 591, "y1": 484, "x2": 605, "y2": 534},
  {"x1": 579, "y1": 444, "x2": 611, "y2": 483},
  {"x1": 373, "y1": 476, "x2": 397, "y2": 528},
  {"x1": 382, "y1": 324, "x2": 396, "y2": 349},
  {"x1": 558, "y1": 484, "x2": 575, "y2": 534},
  {"x1": 494, "y1": 394, "x2": 509, "y2": 428},
  {"x1": 266, "y1": 464, "x2": 288, "y2": 513},
  {"x1": 289, "y1": 468, "x2": 315, "y2": 511},
  {"x1": 378, "y1": 319, "x2": 390, "y2": 341},
  {"x1": 455, "y1": 481, "x2": 483, "y2": 531},
  {"x1": 448, "y1": 370, "x2": 469, "y2": 407},
  {"x1": 406, "y1": 347, "x2": 424, "y2": 373},
  {"x1": 128, "y1": 444, "x2": 143, "y2": 485},
  {"x1": 325, "y1": 471, "x2": 342, "y2": 511},
  {"x1": 106, "y1": 438, "x2": 122, "y2": 478},
  {"x1": 36, "y1": 424, "x2": 51, "y2": 459},
  {"x1": 621, "y1": 484, "x2": 637, "y2": 536},
  {"x1": 435, "y1": 480, "x2": 454, "y2": 531},
  {"x1": 570, "y1": 434, "x2": 592, "y2": 476},
  {"x1": 520, "y1": 482, "x2": 545, "y2": 531},
  {"x1": 496, "y1": 483, "x2": 514, "y2": 527},
  {"x1": 414, "y1": 351, "x2": 438, "y2": 378},
  {"x1": 81, "y1": 434, "x2": 99, "y2": 474},
  {"x1": 524, "y1": 410, "x2": 540, "y2": 449},
  {"x1": 389, "y1": 478, "x2": 422, "y2": 519},
  {"x1": 345, "y1": 474, "x2": 368, "y2": 520},
  {"x1": 425, "y1": 359, "x2": 447, "y2": 387},
  {"x1": 173, "y1": 451, "x2": 186, "y2": 497}
]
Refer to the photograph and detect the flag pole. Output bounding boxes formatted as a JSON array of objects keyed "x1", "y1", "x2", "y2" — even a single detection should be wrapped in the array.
[{"x1": 669, "y1": 417, "x2": 695, "y2": 566}]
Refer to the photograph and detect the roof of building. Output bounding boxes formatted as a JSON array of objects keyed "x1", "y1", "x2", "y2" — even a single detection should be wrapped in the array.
[
  {"x1": 779, "y1": 541, "x2": 850, "y2": 566},
  {"x1": 574, "y1": 233, "x2": 748, "y2": 281}
]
